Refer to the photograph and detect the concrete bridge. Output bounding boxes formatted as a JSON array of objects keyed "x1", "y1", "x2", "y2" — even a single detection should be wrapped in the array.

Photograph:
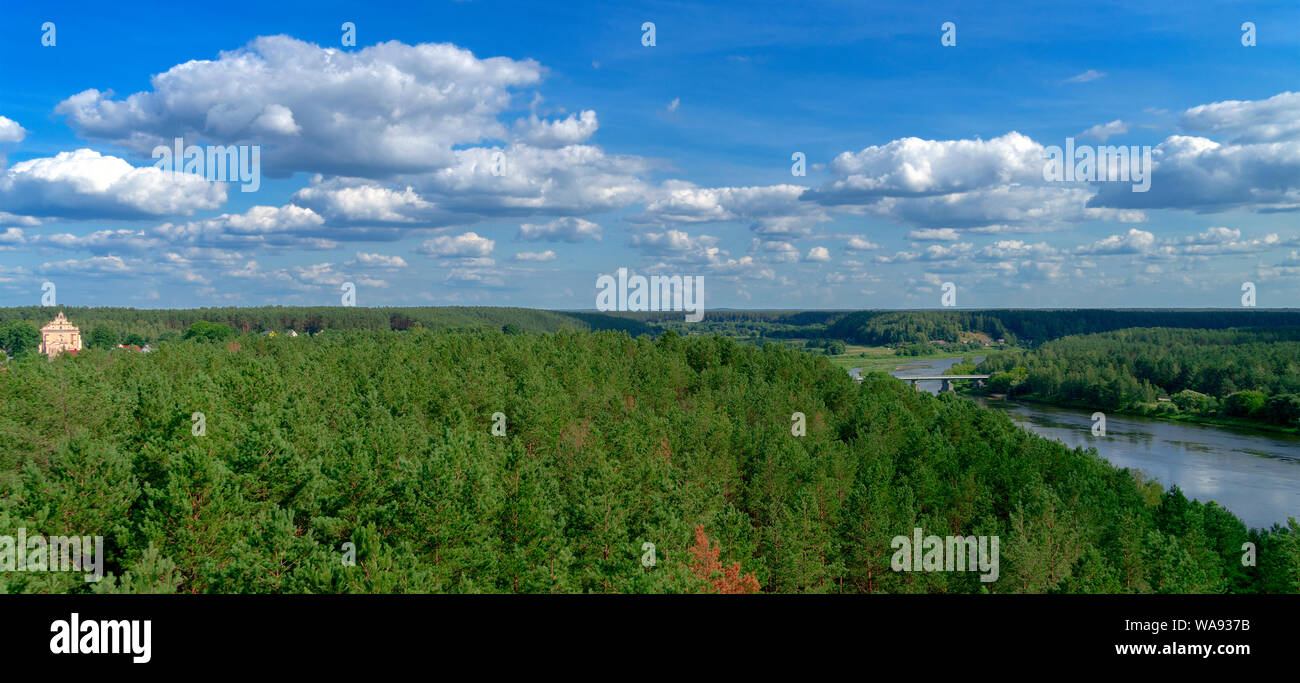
[{"x1": 899, "y1": 374, "x2": 990, "y2": 392}]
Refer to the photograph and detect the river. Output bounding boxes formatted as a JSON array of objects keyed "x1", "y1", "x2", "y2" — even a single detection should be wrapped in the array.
[{"x1": 854, "y1": 356, "x2": 1300, "y2": 530}]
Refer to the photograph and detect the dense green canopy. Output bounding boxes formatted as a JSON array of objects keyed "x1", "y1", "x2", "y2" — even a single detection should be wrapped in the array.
[
  {"x1": 1, "y1": 329, "x2": 1295, "y2": 593},
  {"x1": 978, "y1": 327, "x2": 1300, "y2": 428}
]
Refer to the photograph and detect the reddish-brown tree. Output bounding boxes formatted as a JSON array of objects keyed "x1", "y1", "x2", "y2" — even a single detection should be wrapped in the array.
[{"x1": 687, "y1": 525, "x2": 761, "y2": 594}]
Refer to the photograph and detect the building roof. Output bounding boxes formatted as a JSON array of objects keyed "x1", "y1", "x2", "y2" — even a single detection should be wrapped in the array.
[{"x1": 40, "y1": 311, "x2": 79, "y2": 332}]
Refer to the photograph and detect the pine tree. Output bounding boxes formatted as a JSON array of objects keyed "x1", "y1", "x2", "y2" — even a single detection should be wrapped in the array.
[{"x1": 687, "y1": 525, "x2": 760, "y2": 594}]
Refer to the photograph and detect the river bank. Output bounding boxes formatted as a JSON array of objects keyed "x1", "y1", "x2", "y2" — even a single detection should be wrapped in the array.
[
  {"x1": 959, "y1": 391, "x2": 1300, "y2": 437},
  {"x1": 857, "y1": 355, "x2": 1300, "y2": 530}
]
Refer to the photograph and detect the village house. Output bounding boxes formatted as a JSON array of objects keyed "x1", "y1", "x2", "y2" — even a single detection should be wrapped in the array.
[{"x1": 39, "y1": 311, "x2": 83, "y2": 358}]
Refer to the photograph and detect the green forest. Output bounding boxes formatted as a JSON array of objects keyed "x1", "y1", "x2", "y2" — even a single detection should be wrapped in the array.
[
  {"x1": 2, "y1": 326, "x2": 1296, "y2": 593},
  {"x1": 611, "y1": 308, "x2": 1300, "y2": 358},
  {"x1": 0, "y1": 305, "x2": 651, "y2": 355},
  {"x1": 824, "y1": 309, "x2": 1300, "y2": 346},
  {"x1": 975, "y1": 327, "x2": 1300, "y2": 430}
]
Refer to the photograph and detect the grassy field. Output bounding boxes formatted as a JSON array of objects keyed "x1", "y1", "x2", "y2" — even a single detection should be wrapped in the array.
[{"x1": 824, "y1": 345, "x2": 982, "y2": 371}]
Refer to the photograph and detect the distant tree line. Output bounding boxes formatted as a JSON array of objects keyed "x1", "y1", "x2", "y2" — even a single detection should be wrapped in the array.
[
  {"x1": 15, "y1": 308, "x2": 1295, "y2": 359},
  {"x1": 977, "y1": 327, "x2": 1300, "y2": 427},
  {"x1": 0, "y1": 306, "x2": 652, "y2": 349},
  {"x1": 827, "y1": 309, "x2": 1300, "y2": 347}
]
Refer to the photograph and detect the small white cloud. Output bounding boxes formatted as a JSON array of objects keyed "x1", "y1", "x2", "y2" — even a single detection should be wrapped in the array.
[
  {"x1": 514, "y1": 250, "x2": 556, "y2": 262},
  {"x1": 1075, "y1": 228, "x2": 1156, "y2": 255},
  {"x1": 1182, "y1": 91, "x2": 1300, "y2": 143},
  {"x1": 415, "y1": 232, "x2": 495, "y2": 258},
  {"x1": 906, "y1": 228, "x2": 960, "y2": 242},
  {"x1": 514, "y1": 110, "x2": 598, "y2": 148},
  {"x1": 0, "y1": 116, "x2": 26, "y2": 143},
  {"x1": 754, "y1": 239, "x2": 799, "y2": 262},
  {"x1": 291, "y1": 263, "x2": 346, "y2": 285},
  {"x1": 629, "y1": 229, "x2": 720, "y2": 260},
  {"x1": 1079, "y1": 119, "x2": 1129, "y2": 142},
  {"x1": 39, "y1": 255, "x2": 133, "y2": 275},
  {"x1": 845, "y1": 237, "x2": 881, "y2": 251},
  {"x1": 1064, "y1": 69, "x2": 1106, "y2": 84},
  {"x1": 516, "y1": 217, "x2": 602, "y2": 242},
  {"x1": 0, "y1": 227, "x2": 24, "y2": 247},
  {"x1": 352, "y1": 252, "x2": 408, "y2": 268}
]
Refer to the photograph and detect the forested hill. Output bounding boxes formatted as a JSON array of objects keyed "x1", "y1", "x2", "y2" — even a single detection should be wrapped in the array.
[
  {"x1": 2, "y1": 329, "x2": 1295, "y2": 593},
  {"x1": 7, "y1": 306, "x2": 1297, "y2": 349},
  {"x1": 602, "y1": 309, "x2": 1300, "y2": 347},
  {"x1": 826, "y1": 309, "x2": 1300, "y2": 345},
  {"x1": 0, "y1": 306, "x2": 652, "y2": 340},
  {"x1": 976, "y1": 327, "x2": 1300, "y2": 428}
]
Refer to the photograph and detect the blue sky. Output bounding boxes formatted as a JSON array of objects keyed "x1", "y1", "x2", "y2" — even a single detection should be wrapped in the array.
[{"x1": 1, "y1": 0, "x2": 1297, "y2": 310}]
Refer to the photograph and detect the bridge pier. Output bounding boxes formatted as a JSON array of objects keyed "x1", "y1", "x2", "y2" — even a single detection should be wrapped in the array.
[{"x1": 890, "y1": 374, "x2": 990, "y2": 391}]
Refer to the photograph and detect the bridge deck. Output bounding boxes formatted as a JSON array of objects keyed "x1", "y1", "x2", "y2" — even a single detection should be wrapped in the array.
[{"x1": 899, "y1": 375, "x2": 990, "y2": 380}]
